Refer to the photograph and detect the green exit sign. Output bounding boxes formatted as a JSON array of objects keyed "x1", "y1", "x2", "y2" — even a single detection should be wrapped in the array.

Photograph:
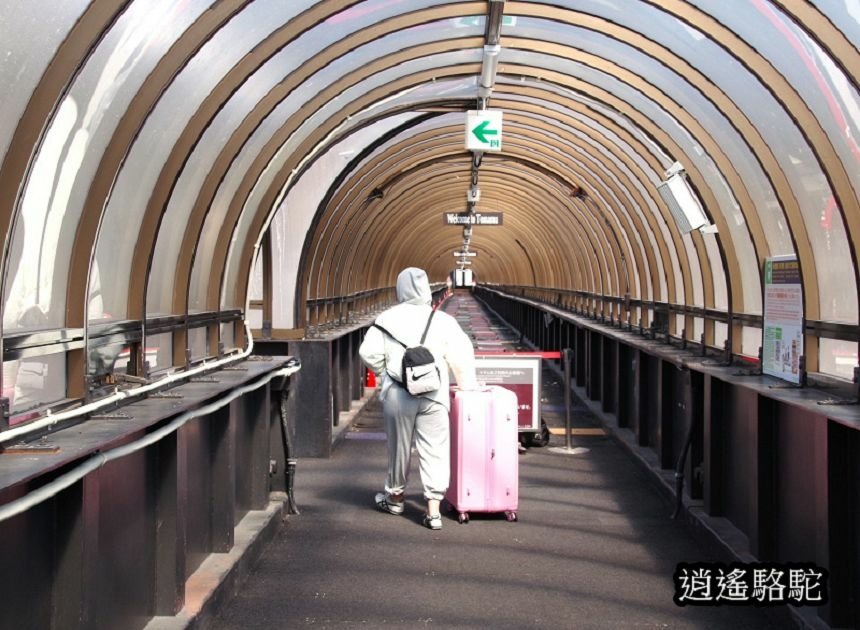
[{"x1": 465, "y1": 110, "x2": 503, "y2": 151}]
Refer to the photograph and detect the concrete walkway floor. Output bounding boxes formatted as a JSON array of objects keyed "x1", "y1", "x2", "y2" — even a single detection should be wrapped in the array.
[{"x1": 209, "y1": 376, "x2": 793, "y2": 629}]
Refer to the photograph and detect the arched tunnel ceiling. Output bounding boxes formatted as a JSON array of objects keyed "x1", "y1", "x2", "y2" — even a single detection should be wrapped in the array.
[
  {"x1": 285, "y1": 0, "x2": 859, "y2": 348},
  {"x1": 0, "y1": 0, "x2": 857, "y2": 379}
]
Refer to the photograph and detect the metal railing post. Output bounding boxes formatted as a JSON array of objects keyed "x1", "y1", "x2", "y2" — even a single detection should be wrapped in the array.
[{"x1": 563, "y1": 347, "x2": 573, "y2": 450}]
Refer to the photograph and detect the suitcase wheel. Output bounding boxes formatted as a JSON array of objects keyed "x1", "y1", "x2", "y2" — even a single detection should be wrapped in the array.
[
  {"x1": 505, "y1": 511, "x2": 518, "y2": 522},
  {"x1": 458, "y1": 512, "x2": 469, "y2": 524}
]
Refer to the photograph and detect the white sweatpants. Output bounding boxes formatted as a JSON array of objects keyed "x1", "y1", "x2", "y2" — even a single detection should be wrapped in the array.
[{"x1": 382, "y1": 384, "x2": 450, "y2": 501}]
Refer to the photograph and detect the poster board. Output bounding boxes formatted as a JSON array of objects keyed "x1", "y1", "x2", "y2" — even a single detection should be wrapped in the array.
[
  {"x1": 762, "y1": 255, "x2": 803, "y2": 383},
  {"x1": 474, "y1": 354, "x2": 541, "y2": 432}
]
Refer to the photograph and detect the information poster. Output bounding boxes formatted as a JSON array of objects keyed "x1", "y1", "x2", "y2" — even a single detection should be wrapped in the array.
[
  {"x1": 474, "y1": 354, "x2": 541, "y2": 432},
  {"x1": 763, "y1": 256, "x2": 803, "y2": 383}
]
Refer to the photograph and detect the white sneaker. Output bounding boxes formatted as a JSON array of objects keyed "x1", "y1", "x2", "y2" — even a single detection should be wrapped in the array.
[
  {"x1": 423, "y1": 513, "x2": 442, "y2": 530},
  {"x1": 375, "y1": 492, "x2": 404, "y2": 515}
]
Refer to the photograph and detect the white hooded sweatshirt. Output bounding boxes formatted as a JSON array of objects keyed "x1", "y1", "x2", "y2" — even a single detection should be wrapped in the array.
[{"x1": 359, "y1": 268, "x2": 477, "y2": 410}]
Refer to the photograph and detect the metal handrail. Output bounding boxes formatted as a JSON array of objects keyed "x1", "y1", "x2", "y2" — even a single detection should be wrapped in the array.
[
  {"x1": 305, "y1": 283, "x2": 447, "y2": 334},
  {"x1": 0, "y1": 321, "x2": 257, "y2": 446},
  {"x1": 0, "y1": 361, "x2": 300, "y2": 524},
  {"x1": 489, "y1": 284, "x2": 859, "y2": 343}
]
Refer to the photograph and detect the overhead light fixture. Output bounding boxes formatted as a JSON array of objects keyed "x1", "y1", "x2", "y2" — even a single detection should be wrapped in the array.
[
  {"x1": 656, "y1": 162, "x2": 713, "y2": 234},
  {"x1": 480, "y1": 44, "x2": 501, "y2": 91}
]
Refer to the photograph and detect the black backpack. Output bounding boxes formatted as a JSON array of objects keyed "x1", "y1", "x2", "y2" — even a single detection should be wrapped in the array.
[{"x1": 372, "y1": 310, "x2": 440, "y2": 395}]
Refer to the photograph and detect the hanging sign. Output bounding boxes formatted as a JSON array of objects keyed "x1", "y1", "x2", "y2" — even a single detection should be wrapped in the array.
[
  {"x1": 762, "y1": 255, "x2": 803, "y2": 383},
  {"x1": 466, "y1": 110, "x2": 503, "y2": 151},
  {"x1": 443, "y1": 212, "x2": 503, "y2": 226}
]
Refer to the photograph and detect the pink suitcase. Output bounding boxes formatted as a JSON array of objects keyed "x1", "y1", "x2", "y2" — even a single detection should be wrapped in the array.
[{"x1": 446, "y1": 386, "x2": 519, "y2": 523}]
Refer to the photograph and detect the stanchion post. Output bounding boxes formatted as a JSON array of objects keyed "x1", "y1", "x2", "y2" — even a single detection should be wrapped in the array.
[{"x1": 563, "y1": 347, "x2": 573, "y2": 450}]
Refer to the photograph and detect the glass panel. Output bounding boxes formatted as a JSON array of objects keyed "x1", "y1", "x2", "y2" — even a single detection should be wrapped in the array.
[
  {"x1": 742, "y1": 326, "x2": 762, "y2": 359},
  {"x1": 145, "y1": 331, "x2": 173, "y2": 375},
  {"x1": 246, "y1": 309, "x2": 263, "y2": 331},
  {"x1": 221, "y1": 114, "x2": 420, "y2": 318},
  {"x1": 686, "y1": 0, "x2": 858, "y2": 324},
  {"x1": 715, "y1": 321, "x2": 728, "y2": 350},
  {"x1": 252, "y1": 245, "x2": 265, "y2": 301},
  {"x1": 542, "y1": 0, "x2": 853, "y2": 323},
  {"x1": 703, "y1": 233, "x2": 728, "y2": 311},
  {"x1": 499, "y1": 86, "x2": 670, "y2": 302},
  {"x1": 151, "y1": 4, "x2": 473, "y2": 315},
  {"x1": 115, "y1": 0, "x2": 313, "y2": 314},
  {"x1": 5, "y1": 95, "x2": 79, "y2": 331},
  {"x1": 220, "y1": 322, "x2": 236, "y2": 352},
  {"x1": 502, "y1": 40, "x2": 761, "y2": 314},
  {"x1": 296, "y1": 114, "x2": 462, "y2": 304},
  {"x1": 513, "y1": 114, "x2": 663, "y2": 301},
  {"x1": 116, "y1": 345, "x2": 140, "y2": 376},
  {"x1": 88, "y1": 341, "x2": 131, "y2": 379},
  {"x1": 3, "y1": 353, "x2": 66, "y2": 420},
  {"x1": 523, "y1": 3, "x2": 793, "y2": 256},
  {"x1": 3, "y1": 0, "x2": 211, "y2": 333},
  {"x1": 188, "y1": 327, "x2": 208, "y2": 361},
  {"x1": 346, "y1": 77, "x2": 479, "y2": 128},
  {"x1": 196, "y1": 22, "x2": 484, "y2": 312},
  {"x1": 0, "y1": 1, "x2": 89, "y2": 163},
  {"x1": 811, "y1": 0, "x2": 860, "y2": 45},
  {"x1": 819, "y1": 338, "x2": 858, "y2": 380},
  {"x1": 92, "y1": 0, "x2": 217, "y2": 322},
  {"x1": 694, "y1": 1, "x2": 860, "y2": 205},
  {"x1": 681, "y1": 235, "x2": 699, "y2": 308}
]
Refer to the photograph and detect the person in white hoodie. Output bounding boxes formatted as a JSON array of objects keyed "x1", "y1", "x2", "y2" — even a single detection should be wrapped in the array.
[{"x1": 359, "y1": 267, "x2": 477, "y2": 530}]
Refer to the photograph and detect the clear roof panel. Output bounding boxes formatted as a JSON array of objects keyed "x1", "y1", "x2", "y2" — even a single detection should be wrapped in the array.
[
  {"x1": 82, "y1": 0, "x2": 214, "y2": 324},
  {"x1": 664, "y1": 17, "x2": 856, "y2": 324},
  {"x1": 5, "y1": 0, "x2": 210, "y2": 332},
  {"x1": 184, "y1": 12, "x2": 483, "y2": 313},
  {"x1": 143, "y1": 0, "x2": 317, "y2": 316},
  {"x1": 689, "y1": 0, "x2": 859, "y2": 324},
  {"x1": 704, "y1": 233, "x2": 728, "y2": 311},
  {"x1": 2, "y1": 0, "x2": 854, "y2": 385},
  {"x1": 505, "y1": 124, "x2": 641, "y2": 297},
  {"x1": 0, "y1": 1, "x2": 89, "y2": 164},
  {"x1": 502, "y1": 28, "x2": 762, "y2": 313},
  {"x1": 214, "y1": 44, "x2": 485, "y2": 310},
  {"x1": 811, "y1": 0, "x2": 860, "y2": 44},
  {"x1": 301, "y1": 117, "x2": 449, "y2": 302},
  {"x1": 681, "y1": 235, "x2": 703, "y2": 310},
  {"x1": 349, "y1": 76, "x2": 479, "y2": 128},
  {"x1": 257, "y1": 114, "x2": 420, "y2": 328},
  {"x1": 516, "y1": 82, "x2": 670, "y2": 302},
  {"x1": 504, "y1": 69, "x2": 703, "y2": 305},
  {"x1": 694, "y1": 0, "x2": 860, "y2": 208},
  {"x1": 506, "y1": 89, "x2": 671, "y2": 299}
]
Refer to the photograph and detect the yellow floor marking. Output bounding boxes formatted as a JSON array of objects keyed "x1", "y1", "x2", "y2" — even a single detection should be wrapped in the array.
[{"x1": 548, "y1": 427, "x2": 606, "y2": 436}]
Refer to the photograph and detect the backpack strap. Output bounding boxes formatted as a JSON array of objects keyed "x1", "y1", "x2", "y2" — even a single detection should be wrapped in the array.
[
  {"x1": 373, "y1": 308, "x2": 436, "y2": 346},
  {"x1": 372, "y1": 323, "x2": 406, "y2": 348},
  {"x1": 419, "y1": 309, "x2": 436, "y2": 344}
]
